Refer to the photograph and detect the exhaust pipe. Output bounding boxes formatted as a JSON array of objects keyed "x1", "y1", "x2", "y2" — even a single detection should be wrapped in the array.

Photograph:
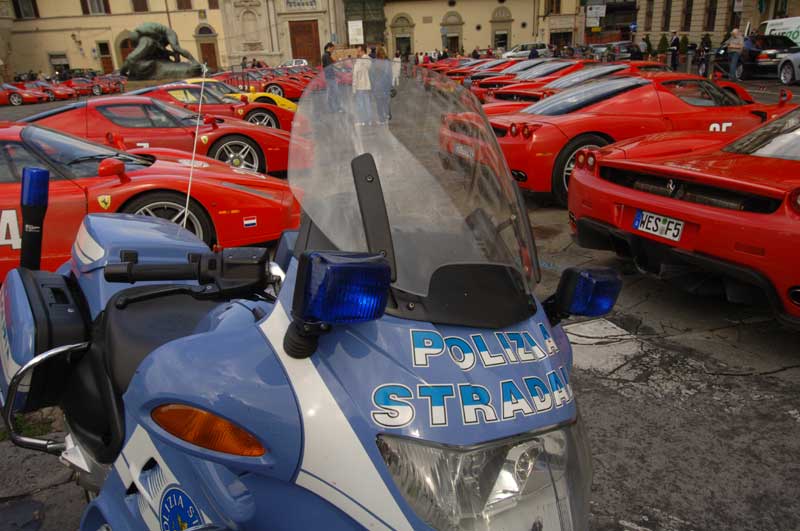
[
  {"x1": 789, "y1": 287, "x2": 800, "y2": 306},
  {"x1": 20, "y1": 167, "x2": 49, "y2": 271}
]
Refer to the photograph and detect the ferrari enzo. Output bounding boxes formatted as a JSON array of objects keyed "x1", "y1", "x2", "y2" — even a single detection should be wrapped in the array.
[
  {"x1": 0, "y1": 83, "x2": 48, "y2": 105},
  {"x1": 0, "y1": 122, "x2": 299, "y2": 279},
  {"x1": 12, "y1": 81, "x2": 77, "y2": 101},
  {"x1": 486, "y1": 72, "x2": 796, "y2": 205},
  {"x1": 213, "y1": 70, "x2": 305, "y2": 100},
  {"x1": 569, "y1": 107, "x2": 800, "y2": 327},
  {"x1": 130, "y1": 84, "x2": 295, "y2": 131},
  {"x1": 24, "y1": 96, "x2": 293, "y2": 176}
]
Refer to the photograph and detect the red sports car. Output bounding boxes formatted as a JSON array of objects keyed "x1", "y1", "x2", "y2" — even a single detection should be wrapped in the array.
[
  {"x1": 487, "y1": 73, "x2": 796, "y2": 205},
  {"x1": 483, "y1": 61, "x2": 670, "y2": 107},
  {"x1": 0, "y1": 83, "x2": 48, "y2": 105},
  {"x1": 471, "y1": 59, "x2": 595, "y2": 102},
  {"x1": 213, "y1": 70, "x2": 305, "y2": 100},
  {"x1": 568, "y1": 108, "x2": 800, "y2": 327},
  {"x1": 464, "y1": 58, "x2": 554, "y2": 90},
  {"x1": 24, "y1": 95, "x2": 293, "y2": 176},
  {"x1": 446, "y1": 58, "x2": 518, "y2": 84},
  {"x1": 0, "y1": 123, "x2": 299, "y2": 279},
  {"x1": 61, "y1": 77, "x2": 102, "y2": 96},
  {"x1": 12, "y1": 81, "x2": 77, "y2": 101},
  {"x1": 130, "y1": 83, "x2": 295, "y2": 131}
]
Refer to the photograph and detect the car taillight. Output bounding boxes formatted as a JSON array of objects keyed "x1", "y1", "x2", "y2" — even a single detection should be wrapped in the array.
[
  {"x1": 789, "y1": 189, "x2": 800, "y2": 215},
  {"x1": 757, "y1": 53, "x2": 770, "y2": 60},
  {"x1": 509, "y1": 123, "x2": 519, "y2": 137},
  {"x1": 575, "y1": 150, "x2": 587, "y2": 169},
  {"x1": 521, "y1": 124, "x2": 540, "y2": 139}
]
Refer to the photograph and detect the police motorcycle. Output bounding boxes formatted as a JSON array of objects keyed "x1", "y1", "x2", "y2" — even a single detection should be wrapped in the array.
[{"x1": 0, "y1": 60, "x2": 622, "y2": 531}]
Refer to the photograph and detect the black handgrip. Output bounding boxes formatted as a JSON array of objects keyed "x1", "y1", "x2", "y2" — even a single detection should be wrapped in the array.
[{"x1": 104, "y1": 262, "x2": 199, "y2": 283}]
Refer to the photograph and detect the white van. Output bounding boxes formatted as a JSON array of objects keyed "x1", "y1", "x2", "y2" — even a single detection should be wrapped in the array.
[
  {"x1": 502, "y1": 43, "x2": 550, "y2": 59},
  {"x1": 757, "y1": 17, "x2": 800, "y2": 46}
]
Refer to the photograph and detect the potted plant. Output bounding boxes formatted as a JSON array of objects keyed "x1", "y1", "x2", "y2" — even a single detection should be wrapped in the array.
[{"x1": 657, "y1": 33, "x2": 669, "y2": 63}]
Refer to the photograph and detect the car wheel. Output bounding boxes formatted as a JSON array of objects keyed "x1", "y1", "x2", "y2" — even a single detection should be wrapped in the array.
[
  {"x1": 551, "y1": 133, "x2": 609, "y2": 208},
  {"x1": 780, "y1": 62, "x2": 795, "y2": 85},
  {"x1": 245, "y1": 109, "x2": 279, "y2": 128},
  {"x1": 121, "y1": 192, "x2": 215, "y2": 245},
  {"x1": 46, "y1": 91, "x2": 55, "y2": 102},
  {"x1": 9, "y1": 93, "x2": 22, "y2": 106},
  {"x1": 208, "y1": 135, "x2": 265, "y2": 173},
  {"x1": 266, "y1": 84, "x2": 284, "y2": 97},
  {"x1": 92, "y1": 85, "x2": 102, "y2": 96}
]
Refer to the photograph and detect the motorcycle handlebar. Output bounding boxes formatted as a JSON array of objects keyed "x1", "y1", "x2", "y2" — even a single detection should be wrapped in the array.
[{"x1": 104, "y1": 262, "x2": 199, "y2": 283}]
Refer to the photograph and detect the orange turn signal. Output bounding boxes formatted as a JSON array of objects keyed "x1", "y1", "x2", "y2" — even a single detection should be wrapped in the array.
[{"x1": 152, "y1": 404, "x2": 265, "y2": 457}]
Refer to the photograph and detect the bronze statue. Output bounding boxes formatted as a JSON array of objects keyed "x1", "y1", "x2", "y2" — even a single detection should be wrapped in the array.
[{"x1": 120, "y1": 22, "x2": 203, "y2": 80}]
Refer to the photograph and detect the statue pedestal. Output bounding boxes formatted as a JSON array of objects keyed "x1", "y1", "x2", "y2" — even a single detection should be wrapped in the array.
[{"x1": 125, "y1": 60, "x2": 202, "y2": 80}]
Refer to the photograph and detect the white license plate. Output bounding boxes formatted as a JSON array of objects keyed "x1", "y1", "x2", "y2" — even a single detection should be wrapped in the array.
[
  {"x1": 453, "y1": 143, "x2": 474, "y2": 159},
  {"x1": 633, "y1": 209, "x2": 684, "y2": 242}
]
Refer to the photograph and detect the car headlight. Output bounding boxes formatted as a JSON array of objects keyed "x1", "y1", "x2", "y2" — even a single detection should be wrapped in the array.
[{"x1": 377, "y1": 422, "x2": 591, "y2": 531}]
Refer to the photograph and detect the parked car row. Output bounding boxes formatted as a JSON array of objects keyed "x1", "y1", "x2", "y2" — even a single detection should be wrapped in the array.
[{"x1": 0, "y1": 75, "x2": 126, "y2": 106}]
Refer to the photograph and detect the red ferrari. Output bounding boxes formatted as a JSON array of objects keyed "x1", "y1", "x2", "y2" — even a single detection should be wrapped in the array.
[
  {"x1": 487, "y1": 73, "x2": 796, "y2": 205},
  {"x1": 446, "y1": 58, "x2": 518, "y2": 84},
  {"x1": 213, "y1": 70, "x2": 305, "y2": 100},
  {"x1": 12, "y1": 81, "x2": 77, "y2": 101},
  {"x1": 130, "y1": 83, "x2": 295, "y2": 131},
  {"x1": 569, "y1": 108, "x2": 800, "y2": 327},
  {"x1": 61, "y1": 77, "x2": 103, "y2": 96},
  {"x1": 0, "y1": 123, "x2": 299, "y2": 279},
  {"x1": 24, "y1": 96, "x2": 293, "y2": 176},
  {"x1": 0, "y1": 83, "x2": 48, "y2": 105},
  {"x1": 471, "y1": 59, "x2": 596, "y2": 103},
  {"x1": 483, "y1": 61, "x2": 670, "y2": 107}
]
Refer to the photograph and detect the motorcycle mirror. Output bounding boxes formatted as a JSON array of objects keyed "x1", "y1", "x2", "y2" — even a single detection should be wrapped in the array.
[
  {"x1": 543, "y1": 267, "x2": 622, "y2": 326},
  {"x1": 98, "y1": 157, "x2": 125, "y2": 178}
]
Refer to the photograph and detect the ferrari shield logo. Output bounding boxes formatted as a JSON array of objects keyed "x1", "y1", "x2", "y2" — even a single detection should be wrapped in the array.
[
  {"x1": 200, "y1": 135, "x2": 209, "y2": 144},
  {"x1": 97, "y1": 195, "x2": 111, "y2": 210}
]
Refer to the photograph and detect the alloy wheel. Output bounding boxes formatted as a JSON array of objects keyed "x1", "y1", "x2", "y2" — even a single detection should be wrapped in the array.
[
  {"x1": 9, "y1": 93, "x2": 22, "y2": 106},
  {"x1": 266, "y1": 85, "x2": 284, "y2": 97},
  {"x1": 246, "y1": 111, "x2": 277, "y2": 128},
  {"x1": 132, "y1": 201, "x2": 204, "y2": 241},
  {"x1": 780, "y1": 63, "x2": 795, "y2": 85},
  {"x1": 215, "y1": 140, "x2": 260, "y2": 171}
]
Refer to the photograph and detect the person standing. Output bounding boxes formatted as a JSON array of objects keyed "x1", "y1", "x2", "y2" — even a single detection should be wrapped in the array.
[
  {"x1": 727, "y1": 28, "x2": 745, "y2": 81},
  {"x1": 352, "y1": 45, "x2": 373, "y2": 126},
  {"x1": 630, "y1": 36, "x2": 644, "y2": 60},
  {"x1": 528, "y1": 46, "x2": 539, "y2": 59},
  {"x1": 240, "y1": 56, "x2": 247, "y2": 69},
  {"x1": 422, "y1": 53, "x2": 431, "y2": 64},
  {"x1": 471, "y1": 46, "x2": 480, "y2": 59},
  {"x1": 670, "y1": 31, "x2": 680, "y2": 71},
  {"x1": 392, "y1": 51, "x2": 402, "y2": 87},
  {"x1": 322, "y1": 42, "x2": 340, "y2": 112},
  {"x1": 372, "y1": 48, "x2": 392, "y2": 124},
  {"x1": 414, "y1": 52, "x2": 419, "y2": 65}
]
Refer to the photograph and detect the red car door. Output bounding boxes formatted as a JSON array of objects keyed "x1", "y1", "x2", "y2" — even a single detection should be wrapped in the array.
[
  {"x1": 0, "y1": 141, "x2": 86, "y2": 276},
  {"x1": 89, "y1": 103, "x2": 196, "y2": 152},
  {"x1": 657, "y1": 79, "x2": 764, "y2": 135}
]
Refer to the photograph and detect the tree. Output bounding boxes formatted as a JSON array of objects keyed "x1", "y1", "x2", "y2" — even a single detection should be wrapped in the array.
[
  {"x1": 679, "y1": 34, "x2": 689, "y2": 54},
  {"x1": 657, "y1": 33, "x2": 670, "y2": 54}
]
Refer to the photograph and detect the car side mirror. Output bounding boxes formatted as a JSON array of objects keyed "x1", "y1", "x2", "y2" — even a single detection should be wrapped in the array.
[
  {"x1": 97, "y1": 157, "x2": 125, "y2": 178},
  {"x1": 543, "y1": 267, "x2": 622, "y2": 326},
  {"x1": 203, "y1": 114, "x2": 218, "y2": 129},
  {"x1": 105, "y1": 132, "x2": 126, "y2": 150}
]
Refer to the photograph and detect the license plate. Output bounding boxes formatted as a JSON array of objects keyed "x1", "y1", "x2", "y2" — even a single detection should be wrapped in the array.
[
  {"x1": 453, "y1": 143, "x2": 474, "y2": 159},
  {"x1": 633, "y1": 209, "x2": 684, "y2": 242}
]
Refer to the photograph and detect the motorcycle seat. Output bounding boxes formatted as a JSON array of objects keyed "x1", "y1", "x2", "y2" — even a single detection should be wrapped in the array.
[{"x1": 103, "y1": 286, "x2": 224, "y2": 395}]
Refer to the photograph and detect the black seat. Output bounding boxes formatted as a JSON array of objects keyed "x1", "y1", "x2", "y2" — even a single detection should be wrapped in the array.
[{"x1": 103, "y1": 286, "x2": 224, "y2": 395}]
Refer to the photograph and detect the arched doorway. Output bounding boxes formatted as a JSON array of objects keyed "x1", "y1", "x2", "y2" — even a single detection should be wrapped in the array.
[
  {"x1": 390, "y1": 14, "x2": 414, "y2": 58},
  {"x1": 120, "y1": 39, "x2": 135, "y2": 61},
  {"x1": 440, "y1": 11, "x2": 463, "y2": 54},
  {"x1": 115, "y1": 30, "x2": 136, "y2": 67},
  {"x1": 491, "y1": 7, "x2": 513, "y2": 51},
  {"x1": 195, "y1": 24, "x2": 220, "y2": 72}
]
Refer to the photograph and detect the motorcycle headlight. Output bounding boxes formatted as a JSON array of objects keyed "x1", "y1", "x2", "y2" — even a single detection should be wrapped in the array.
[{"x1": 377, "y1": 422, "x2": 591, "y2": 531}]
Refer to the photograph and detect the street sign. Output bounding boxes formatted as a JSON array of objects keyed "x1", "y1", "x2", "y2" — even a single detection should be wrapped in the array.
[
  {"x1": 348, "y1": 20, "x2": 364, "y2": 45},
  {"x1": 587, "y1": 5, "x2": 606, "y2": 17},
  {"x1": 630, "y1": 22, "x2": 638, "y2": 32},
  {"x1": 586, "y1": 17, "x2": 601, "y2": 27}
]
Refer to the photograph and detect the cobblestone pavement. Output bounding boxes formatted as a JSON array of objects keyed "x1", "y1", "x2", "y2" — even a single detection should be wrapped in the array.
[{"x1": 0, "y1": 77, "x2": 798, "y2": 531}]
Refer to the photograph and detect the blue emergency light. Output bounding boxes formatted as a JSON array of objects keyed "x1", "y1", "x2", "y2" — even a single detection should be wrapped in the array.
[
  {"x1": 565, "y1": 268, "x2": 622, "y2": 317},
  {"x1": 294, "y1": 251, "x2": 391, "y2": 324},
  {"x1": 20, "y1": 167, "x2": 50, "y2": 270},
  {"x1": 21, "y1": 167, "x2": 49, "y2": 208}
]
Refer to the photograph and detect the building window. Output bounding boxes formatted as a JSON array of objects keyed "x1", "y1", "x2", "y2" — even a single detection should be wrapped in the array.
[
  {"x1": 644, "y1": 0, "x2": 653, "y2": 31},
  {"x1": 80, "y1": 0, "x2": 109, "y2": 14},
  {"x1": 775, "y1": 0, "x2": 788, "y2": 18},
  {"x1": 286, "y1": 0, "x2": 316, "y2": 7},
  {"x1": 12, "y1": 0, "x2": 38, "y2": 18},
  {"x1": 661, "y1": 0, "x2": 672, "y2": 31},
  {"x1": 208, "y1": 0, "x2": 218, "y2": 8},
  {"x1": 704, "y1": 0, "x2": 717, "y2": 31},
  {"x1": 132, "y1": 0, "x2": 148, "y2": 11},
  {"x1": 545, "y1": 0, "x2": 561, "y2": 15},
  {"x1": 681, "y1": 0, "x2": 693, "y2": 31},
  {"x1": 176, "y1": 0, "x2": 192, "y2": 9}
]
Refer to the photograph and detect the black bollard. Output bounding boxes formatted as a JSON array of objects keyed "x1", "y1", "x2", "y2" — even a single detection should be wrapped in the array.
[{"x1": 20, "y1": 167, "x2": 50, "y2": 270}]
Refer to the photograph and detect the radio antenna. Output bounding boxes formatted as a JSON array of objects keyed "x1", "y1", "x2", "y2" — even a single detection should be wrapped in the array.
[{"x1": 182, "y1": 63, "x2": 208, "y2": 232}]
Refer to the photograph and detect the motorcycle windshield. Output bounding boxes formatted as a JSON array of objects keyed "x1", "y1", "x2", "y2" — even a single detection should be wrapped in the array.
[{"x1": 288, "y1": 59, "x2": 539, "y2": 302}]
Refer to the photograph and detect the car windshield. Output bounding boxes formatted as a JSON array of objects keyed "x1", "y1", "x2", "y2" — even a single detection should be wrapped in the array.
[
  {"x1": 22, "y1": 125, "x2": 152, "y2": 177},
  {"x1": 517, "y1": 61, "x2": 574, "y2": 80},
  {"x1": 151, "y1": 98, "x2": 198, "y2": 122},
  {"x1": 546, "y1": 64, "x2": 627, "y2": 89},
  {"x1": 2, "y1": 83, "x2": 20, "y2": 91},
  {"x1": 289, "y1": 59, "x2": 539, "y2": 297},
  {"x1": 724, "y1": 108, "x2": 800, "y2": 161},
  {"x1": 523, "y1": 77, "x2": 650, "y2": 115},
  {"x1": 203, "y1": 84, "x2": 239, "y2": 102},
  {"x1": 475, "y1": 59, "x2": 506, "y2": 70},
  {"x1": 208, "y1": 81, "x2": 237, "y2": 94},
  {"x1": 500, "y1": 59, "x2": 544, "y2": 74}
]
